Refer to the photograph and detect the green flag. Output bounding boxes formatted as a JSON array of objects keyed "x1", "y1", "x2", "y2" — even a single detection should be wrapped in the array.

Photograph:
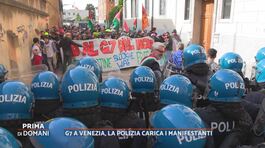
[
  {"x1": 87, "y1": 20, "x2": 94, "y2": 32},
  {"x1": 112, "y1": 9, "x2": 122, "y2": 31}
]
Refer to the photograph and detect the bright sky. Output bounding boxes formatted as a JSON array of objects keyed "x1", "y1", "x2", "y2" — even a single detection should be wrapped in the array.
[{"x1": 62, "y1": 0, "x2": 98, "y2": 10}]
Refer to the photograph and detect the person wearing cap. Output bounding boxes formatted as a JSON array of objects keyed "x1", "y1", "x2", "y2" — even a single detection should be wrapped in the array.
[
  {"x1": 140, "y1": 42, "x2": 165, "y2": 86},
  {"x1": 207, "y1": 48, "x2": 219, "y2": 73}
]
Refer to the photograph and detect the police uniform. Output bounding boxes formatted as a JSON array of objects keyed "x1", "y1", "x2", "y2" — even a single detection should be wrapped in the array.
[
  {"x1": 130, "y1": 66, "x2": 160, "y2": 113},
  {"x1": 0, "y1": 81, "x2": 35, "y2": 147},
  {"x1": 100, "y1": 77, "x2": 147, "y2": 148},
  {"x1": 30, "y1": 71, "x2": 63, "y2": 122},
  {"x1": 182, "y1": 44, "x2": 213, "y2": 108},
  {"x1": 101, "y1": 108, "x2": 147, "y2": 148},
  {"x1": 150, "y1": 104, "x2": 207, "y2": 148},
  {"x1": 61, "y1": 66, "x2": 120, "y2": 148},
  {"x1": 184, "y1": 63, "x2": 212, "y2": 107},
  {"x1": 195, "y1": 103, "x2": 252, "y2": 147},
  {"x1": 194, "y1": 69, "x2": 253, "y2": 147}
]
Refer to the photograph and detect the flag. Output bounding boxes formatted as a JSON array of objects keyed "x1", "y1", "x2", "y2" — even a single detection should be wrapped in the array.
[
  {"x1": 87, "y1": 20, "x2": 94, "y2": 32},
  {"x1": 87, "y1": 10, "x2": 94, "y2": 32},
  {"x1": 142, "y1": 4, "x2": 149, "y2": 31},
  {"x1": 123, "y1": 21, "x2": 129, "y2": 32},
  {"x1": 133, "y1": 18, "x2": 137, "y2": 30},
  {"x1": 112, "y1": 9, "x2": 122, "y2": 31}
]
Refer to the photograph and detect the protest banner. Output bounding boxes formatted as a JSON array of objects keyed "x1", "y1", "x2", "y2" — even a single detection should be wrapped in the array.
[{"x1": 71, "y1": 36, "x2": 166, "y2": 72}]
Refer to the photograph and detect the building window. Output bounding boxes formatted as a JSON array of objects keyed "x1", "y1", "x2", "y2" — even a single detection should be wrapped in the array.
[
  {"x1": 68, "y1": 13, "x2": 70, "y2": 16},
  {"x1": 145, "y1": 0, "x2": 149, "y2": 14},
  {"x1": 159, "y1": 0, "x2": 166, "y2": 15},
  {"x1": 184, "y1": 0, "x2": 190, "y2": 20},
  {"x1": 73, "y1": 13, "x2": 75, "y2": 16},
  {"x1": 221, "y1": 0, "x2": 232, "y2": 19}
]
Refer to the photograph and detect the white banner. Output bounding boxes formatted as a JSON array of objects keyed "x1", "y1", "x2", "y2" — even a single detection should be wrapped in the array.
[{"x1": 71, "y1": 36, "x2": 166, "y2": 72}]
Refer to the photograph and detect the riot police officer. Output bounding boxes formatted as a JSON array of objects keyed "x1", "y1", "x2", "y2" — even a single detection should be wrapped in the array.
[
  {"x1": 241, "y1": 59, "x2": 265, "y2": 122},
  {"x1": 150, "y1": 104, "x2": 207, "y2": 148},
  {"x1": 0, "y1": 127, "x2": 21, "y2": 147},
  {"x1": 61, "y1": 66, "x2": 119, "y2": 148},
  {"x1": 31, "y1": 71, "x2": 62, "y2": 121},
  {"x1": 159, "y1": 74, "x2": 193, "y2": 108},
  {"x1": 76, "y1": 56, "x2": 103, "y2": 82},
  {"x1": 129, "y1": 66, "x2": 160, "y2": 114},
  {"x1": 0, "y1": 80, "x2": 34, "y2": 147},
  {"x1": 194, "y1": 69, "x2": 253, "y2": 147},
  {"x1": 29, "y1": 117, "x2": 94, "y2": 148},
  {"x1": 99, "y1": 77, "x2": 147, "y2": 148},
  {"x1": 0, "y1": 64, "x2": 8, "y2": 83},
  {"x1": 255, "y1": 47, "x2": 265, "y2": 63},
  {"x1": 182, "y1": 44, "x2": 212, "y2": 107},
  {"x1": 219, "y1": 52, "x2": 250, "y2": 89}
]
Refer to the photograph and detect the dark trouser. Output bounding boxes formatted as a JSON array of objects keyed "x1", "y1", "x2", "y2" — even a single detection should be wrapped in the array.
[
  {"x1": 63, "y1": 55, "x2": 72, "y2": 73},
  {"x1": 42, "y1": 53, "x2": 48, "y2": 67}
]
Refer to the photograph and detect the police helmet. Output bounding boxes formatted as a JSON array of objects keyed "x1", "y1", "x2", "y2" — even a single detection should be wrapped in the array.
[
  {"x1": 255, "y1": 59, "x2": 265, "y2": 83},
  {"x1": 76, "y1": 56, "x2": 102, "y2": 82},
  {"x1": 150, "y1": 104, "x2": 206, "y2": 148},
  {"x1": 0, "y1": 81, "x2": 34, "y2": 120},
  {"x1": 159, "y1": 75, "x2": 193, "y2": 107},
  {"x1": 61, "y1": 66, "x2": 99, "y2": 109},
  {"x1": 130, "y1": 66, "x2": 156, "y2": 93},
  {"x1": 100, "y1": 77, "x2": 129, "y2": 109},
  {"x1": 207, "y1": 69, "x2": 245, "y2": 102},
  {"x1": 0, "y1": 127, "x2": 20, "y2": 148},
  {"x1": 30, "y1": 117, "x2": 94, "y2": 148},
  {"x1": 183, "y1": 44, "x2": 207, "y2": 69},
  {"x1": 219, "y1": 52, "x2": 243, "y2": 72},
  {"x1": 31, "y1": 71, "x2": 59, "y2": 100},
  {"x1": 255, "y1": 47, "x2": 265, "y2": 63},
  {"x1": 0, "y1": 64, "x2": 8, "y2": 83}
]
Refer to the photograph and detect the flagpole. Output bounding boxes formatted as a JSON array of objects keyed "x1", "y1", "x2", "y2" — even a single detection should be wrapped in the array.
[
  {"x1": 151, "y1": 0, "x2": 154, "y2": 29},
  {"x1": 135, "y1": 0, "x2": 137, "y2": 30}
]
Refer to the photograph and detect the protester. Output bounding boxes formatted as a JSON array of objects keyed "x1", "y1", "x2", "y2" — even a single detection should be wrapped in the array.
[
  {"x1": 207, "y1": 48, "x2": 219, "y2": 73},
  {"x1": 141, "y1": 42, "x2": 166, "y2": 87},
  {"x1": 43, "y1": 36, "x2": 57, "y2": 71},
  {"x1": 172, "y1": 42, "x2": 184, "y2": 71},
  {"x1": 58, "y1": 32, "x2": 82, "y2": 72},
  {"x1": 31, "y1": 37, "x2": 43, "y2": 65}
]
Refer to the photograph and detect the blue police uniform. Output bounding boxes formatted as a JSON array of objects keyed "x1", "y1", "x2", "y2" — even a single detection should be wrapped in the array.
[
  {"x1": 100, "y1": 77, "x2": 147, "y2": 148},
  {"x1": 194, "y1": 69, "x2": 253, "y2": 147}
]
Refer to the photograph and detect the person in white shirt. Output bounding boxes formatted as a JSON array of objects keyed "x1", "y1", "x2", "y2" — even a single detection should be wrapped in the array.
[{"x1": 43, "y1": 36, "x2": 57, "y2": 71}]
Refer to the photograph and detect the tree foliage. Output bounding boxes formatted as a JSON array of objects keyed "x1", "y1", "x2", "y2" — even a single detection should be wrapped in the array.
[
  {"x1": 85, "y1": 4, "x2": 95, "y2": 20},
  {"x1": 108, "y1": 0, "x2": 123, "y2": 25},
  {"x1": 75, "y1": 13, "x2": 82, "y2": 21}
]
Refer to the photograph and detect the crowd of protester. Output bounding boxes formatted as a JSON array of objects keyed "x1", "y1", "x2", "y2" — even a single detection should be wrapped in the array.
[{"x1": 31, "y1": 24, "x2": 184, "y2": 73}]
